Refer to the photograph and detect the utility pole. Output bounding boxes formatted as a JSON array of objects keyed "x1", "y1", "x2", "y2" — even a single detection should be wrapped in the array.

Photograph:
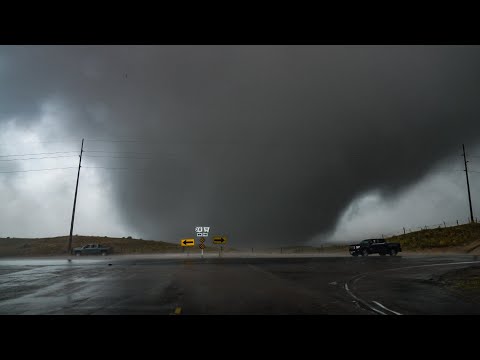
[
  {"x1": 463, "y1": 144, "x2": 474, "y2": 223},
  {"x1": 67, "y1": 139, "x2": 84, "y2": 254}
]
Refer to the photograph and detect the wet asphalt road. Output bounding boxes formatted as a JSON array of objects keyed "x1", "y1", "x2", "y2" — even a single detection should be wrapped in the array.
[{"x1": 0, "y1": 253, "x2": 479, "y2": 315}]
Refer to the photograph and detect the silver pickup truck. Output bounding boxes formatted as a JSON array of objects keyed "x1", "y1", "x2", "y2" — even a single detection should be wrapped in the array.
[{"x1": 72, "y1": 244, "x2": 113, "y2": 256}]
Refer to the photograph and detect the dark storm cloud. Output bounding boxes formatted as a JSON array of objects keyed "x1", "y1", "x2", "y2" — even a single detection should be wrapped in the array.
[{"x1": 1, "y1": 45, "x2": 480, "y2": 245}]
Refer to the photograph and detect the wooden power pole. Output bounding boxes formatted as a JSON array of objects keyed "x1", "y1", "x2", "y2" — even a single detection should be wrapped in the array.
[{"x1": 67, "y1": 139, "x2": 84, "y2": 254}]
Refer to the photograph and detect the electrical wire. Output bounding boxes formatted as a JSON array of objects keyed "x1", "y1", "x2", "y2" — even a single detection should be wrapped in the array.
[
  {"x1": 83, "y1": 155, "x2": 153, "y2": 160},
  {"x1": 82, "y1": 166, "x2": 149, "y2": 171},
  {"x1": 0, "y1": 155, "x2": 78, "y2": 162},
  {"x1": 83, "y1": 150, "x2": 154, "y2": 155},
  {"x1": 85, "y1": 139, "x2": 157, "y2": 143},
  {"x1": 0, "y1": 151, "x2": 79, "y2": 158},
  {"x1": 0, "y1": 139, "x2": 80, "y2": 146},
  {"x1": 0, "y1": 167, "x2": 78, "y2": 173}
]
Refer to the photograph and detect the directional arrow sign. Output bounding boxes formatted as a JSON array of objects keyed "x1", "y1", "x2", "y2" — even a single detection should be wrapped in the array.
[
  {"x1": 180, "y1": 238, "x2": 195, "y2": 247},
  {"x1": 213, "y1": 236, "x2": 228, "y2": 244}
]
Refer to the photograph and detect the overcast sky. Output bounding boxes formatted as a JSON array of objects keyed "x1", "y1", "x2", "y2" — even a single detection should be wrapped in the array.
[{"x1": 1, "y1": 45, "x2": 480, "y2": 246}]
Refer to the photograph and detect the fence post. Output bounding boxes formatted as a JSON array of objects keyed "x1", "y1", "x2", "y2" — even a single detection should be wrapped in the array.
[
  {"x1": 457, "y1": 220, "x2": 459, "y2": 225},
  {"x1": 443, "y1": 221, "x2": 446, "y2": 228}
]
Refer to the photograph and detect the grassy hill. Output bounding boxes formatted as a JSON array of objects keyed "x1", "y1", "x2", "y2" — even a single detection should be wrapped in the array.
[
  {"x1": 0, "y1": 235, "x2": 219, "y2": 257},
  {"x1": 387, "y1": 223, "x2": 480, "y2": 251},
  {"x1": 2, "y1": 223, "x2": 480, "y2": 257}
]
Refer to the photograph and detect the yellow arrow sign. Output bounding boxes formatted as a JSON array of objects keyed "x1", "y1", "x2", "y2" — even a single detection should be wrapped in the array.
[
  {"x1": 180, "y1": 238, "x2": 195, "y2": 247},
  {"x1": 213, "y1": 236, "x2": 228, "y2": 244}
]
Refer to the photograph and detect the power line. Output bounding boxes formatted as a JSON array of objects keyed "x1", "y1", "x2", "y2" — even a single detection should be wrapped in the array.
[
  {"x1": 83, "y1": 166, "x2": 149, "y2": 171},
  {"x1": 85, "y1": 139, "x2": 158, "y2": 143},
  {"x1": 0, "y1": 139, "x2": 80, "y2": 146},
  {"x1": 83, "y1": 150, "x2": 155, "y2": 155},
  {"x1": 83, "y1": 155, "x2": 154, "y2": 160},
  {"x1": 0, "y1": 155, "x2": 78, "y2": 162},
  {"x1": 0, "y1": 151, "x2": 79, "y2": 158},
  {"x1": 0, "y1": 167, "x2": 78, "y2": 173}
]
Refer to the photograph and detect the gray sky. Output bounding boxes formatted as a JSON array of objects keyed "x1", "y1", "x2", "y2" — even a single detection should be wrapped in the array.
[{"x1": 1, "y1": 45, "x2": 480, "y2": 246}]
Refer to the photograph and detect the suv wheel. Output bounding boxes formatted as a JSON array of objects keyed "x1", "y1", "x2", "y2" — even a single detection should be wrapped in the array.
[
  {"x1": 362, "y1": 249, "x2": 368, "y2": 257},
  {"x1": 390, "y1": 249, "x2": 397, "y2": 256}
]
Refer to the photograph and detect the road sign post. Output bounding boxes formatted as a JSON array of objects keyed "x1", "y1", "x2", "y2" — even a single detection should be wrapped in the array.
[
  {"x1": 195, "y1": 227, "x2": 210, "y2": 258},
  {"x1": 198, "y1": 238, "x2": 206, "y2": 258},
  {"x1": 213, "y1": 236, "x2": 227, "y2": 257}
]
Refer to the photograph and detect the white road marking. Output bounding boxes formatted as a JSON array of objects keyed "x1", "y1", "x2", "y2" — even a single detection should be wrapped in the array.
[
  {"x1": 372, "y1": 300, "x2": 402, "y2": 315},
  {"x1": 344, "y1": 282, "x2": 386, "y2": 315},
  {"x1": 345, "y1": 259, "x2": 480, "y2": 315},
  {"x1": 369, "y1": 307, "x2": 387, "y2": 315}
]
